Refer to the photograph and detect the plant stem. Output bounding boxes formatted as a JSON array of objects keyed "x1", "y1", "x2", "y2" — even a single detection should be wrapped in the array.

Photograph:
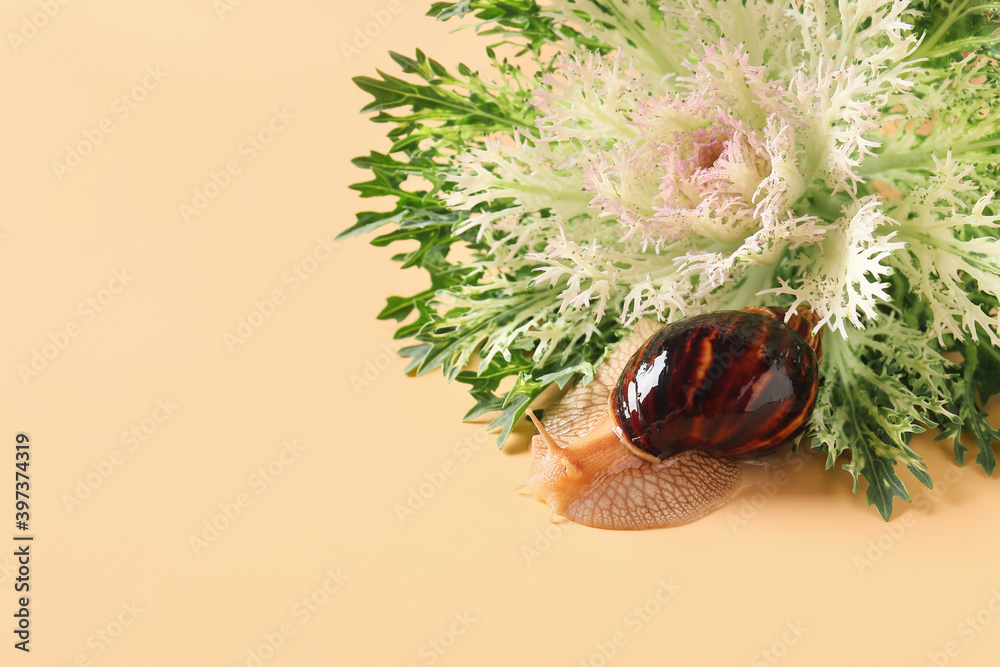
[
  {"x1": 911, "y1": 0, "x2": 972, "y2": 62},
  {"x1": 861, "y1": 138, "x2": 1000, "y2": 176}
]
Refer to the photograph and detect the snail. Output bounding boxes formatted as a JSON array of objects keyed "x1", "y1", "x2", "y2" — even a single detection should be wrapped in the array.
[{"x1": 520, "y1": 306, "x2": 823, "y2": 530}]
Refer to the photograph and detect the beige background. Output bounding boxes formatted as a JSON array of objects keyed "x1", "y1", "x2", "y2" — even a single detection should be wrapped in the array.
[{"x1": 2, "y1": 1, "x2": 999, "y2": 665}]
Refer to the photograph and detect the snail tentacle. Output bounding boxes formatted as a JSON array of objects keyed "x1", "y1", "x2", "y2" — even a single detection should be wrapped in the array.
[
  {"x1": 521, "y1": 319, "x2": 754, "y2": 529},
  {"x1": 521, "y1": 308, "x2": 821, "y2": 530}
]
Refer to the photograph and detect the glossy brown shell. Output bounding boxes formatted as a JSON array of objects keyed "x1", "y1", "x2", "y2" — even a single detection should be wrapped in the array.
[{"x1": 609, "y1": 308, "x2": 820, "y2": 460}]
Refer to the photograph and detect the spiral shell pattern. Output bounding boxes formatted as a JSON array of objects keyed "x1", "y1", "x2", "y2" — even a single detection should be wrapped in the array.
[{"x1": 610, "y1": 309, "x2": 820, "y2": 460}]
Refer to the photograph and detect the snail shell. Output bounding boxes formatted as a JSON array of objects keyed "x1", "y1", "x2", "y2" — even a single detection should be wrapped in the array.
[{"x1": 521, "y1": 307, "x2": 822, "y2": 530}]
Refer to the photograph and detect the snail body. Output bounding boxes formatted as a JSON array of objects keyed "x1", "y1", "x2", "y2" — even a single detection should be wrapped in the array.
[{"x1": 522, "y1": 306, "x2": 822, "y2": 530}]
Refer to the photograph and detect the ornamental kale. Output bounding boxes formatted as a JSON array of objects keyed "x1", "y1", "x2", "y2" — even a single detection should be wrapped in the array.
[{"x1": 344, "y1": 0, "x2": 1000, "y2": 519}]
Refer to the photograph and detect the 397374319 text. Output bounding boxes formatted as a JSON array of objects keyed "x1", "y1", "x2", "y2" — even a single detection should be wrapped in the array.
[{"x1": 13, "y1": 432, "x2": 32, "y2": 653}]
